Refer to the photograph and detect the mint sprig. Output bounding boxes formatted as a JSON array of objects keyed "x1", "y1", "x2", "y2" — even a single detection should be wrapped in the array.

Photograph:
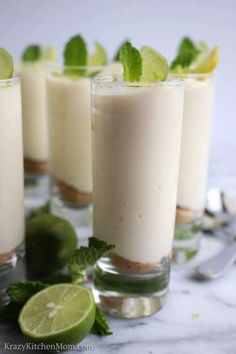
[
  {"x1": 6, "y1": 281, "x2": 49, "y2": 304},
  {"x1": 171, "y1": 37, "x2": 199, "y2": 70},
  {"x1": 120, "y1": 42, "x2": 142, "y2": 82},
  {"x1": 90, "y1": 305, "x2": 112, "y2": 336},
  {"x1": 113, "y1": 40, "x2": 130, "y2": 61},
  {"x1": 63, "y1": 34, "x2": 87, "y2": 76},
  {"x1": 22, "y1": 44, "x2": 41, "y2": 62},
  {"x1": 68, "y1": 237, "x2": 115, "y2": 276}
]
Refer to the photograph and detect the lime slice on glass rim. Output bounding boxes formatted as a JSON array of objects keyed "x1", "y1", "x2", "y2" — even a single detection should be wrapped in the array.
[
  {"x1": 19, "y1": 284, "x2": 96, "y2": 345},
  {"x1": 140, "y1": 46, "x2": 168, "y2": 82},
  {"x1": 41, "y1": 46, "x2": 57, "y2": 62},
  {"x1": 0, "y1": 48, "x2": 14, "y2": 80},
  {"x1": 190, "y1": 47, "x2": 219, "y2": 73},
  {"x1": 88, "y1": 41, "x2": 107, "y2": 66}
]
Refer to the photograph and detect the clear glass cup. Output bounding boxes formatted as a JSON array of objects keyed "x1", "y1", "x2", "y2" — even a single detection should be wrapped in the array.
[
  {"x1": 17, "y1": 62, "x2": 49, "y2": 201},
  {"x1": 47, "y1": 65, "x2": 103, "y2": 228},
  {"x1": 92, "y1": 76, "x2": 184, "y2": 318},
  {"x1": 172, "y1": 74, "x2": 214, "y2": 264},
  {"x1": 0, "y1": 77, "x2": 25, "y2": 272}
]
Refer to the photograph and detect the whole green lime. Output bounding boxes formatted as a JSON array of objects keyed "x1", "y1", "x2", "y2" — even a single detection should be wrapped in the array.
[{"x1": 26, "y1": 215, "x2": 77, "y2": 276}]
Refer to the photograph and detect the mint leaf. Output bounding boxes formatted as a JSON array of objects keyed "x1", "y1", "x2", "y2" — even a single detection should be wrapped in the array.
[
  {"x1": 171, "y1": 37, "x2": 199, "y2": 69},
  {"x1": 120, "y1": 42, "x2": 142, "y2": 82},
  {"x1": 113, "y1": 40, "x2": 130, "y2": 61},
  {"x1": 22, "y1": 44, "x2": 41, "y2": 62},
  {"x1": 63, "y1": 34, "x2": 87, "y2": 76},
  {"x1": 6, "y1": 281, "x2": 49, "y2": 304},
  {"x1": 90, "y1": 305, "x2": 112, "y2": 336},
  {"x1": 88, "y1": 41, "x2": 108, "y2": 66},
  {"x1": 68, "y1": 237, "x2": 115, "y2": 276}
]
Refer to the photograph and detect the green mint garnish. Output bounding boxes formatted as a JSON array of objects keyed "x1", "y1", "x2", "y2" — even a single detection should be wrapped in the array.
[
  {"x1": 120, "y1": 42, "x2": 142, "y2": 82},
  {"x1": 6, "y1": 281, "x2": 49, "y2": 304},
  {"x1": 113, "y1": 40, "x2": 130, "y2": 61},
  {"x1": 63, "y1": 34, "x2": 87, "y2": 76},
  {"x1": 22, "y1": 44, "x2": 41, "y2": 62},
  {"x1": 68, "y1": 237, "x2": 115, "y2": 276},
  {"x1": 90, "y1": 305, "x2": 112, "y2": 336},
  {"x1": 171, "y1": 37, "x2": 199, "y2": 70},
  {"x1": 88, "y1": 41, "x2": 108, "y2": 66}
]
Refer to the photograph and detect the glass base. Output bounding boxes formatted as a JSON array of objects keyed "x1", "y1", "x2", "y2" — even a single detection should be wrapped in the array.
[
  {"x1": 24, "y1": 173, "x2": 49, "y2": 200},
  {"x1": 172, "y1": 231, "x2": 202, "y2": 264},
  {"x1": 0, "y1": 243, "x2": 24, "y2": 274},
  {"x1": 50, "y1": 195, "x2": 93, "y2": 229},
  {"x1": 93, "y1": 256, "x2": 170, "y2": 318}
]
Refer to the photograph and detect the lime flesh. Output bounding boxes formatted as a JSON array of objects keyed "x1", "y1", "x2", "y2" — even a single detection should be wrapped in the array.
[
  {"x1": 19, "y1": 284, "x2": 96, "y2": 345},
  {"x1": 140, "y1": 46, "x2": 168, "y2": 82},
  {"x1": 0, "y1": 48, "x2": 14, "y2": 80}
]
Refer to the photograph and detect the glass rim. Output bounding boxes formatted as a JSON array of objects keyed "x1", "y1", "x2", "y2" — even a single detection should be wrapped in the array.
[
  {"x1": 92, "y1": 75, "x2": 183, "y2": 88},
  {"x1": 170, "y1": 72, "x2": 213, "y2": 79},
  {"x1": 0, "y1": 76, "x2": 20, "y2": 85},
  {"x1": 47, "y1": 63, "x2": 105, "y2": 72}
]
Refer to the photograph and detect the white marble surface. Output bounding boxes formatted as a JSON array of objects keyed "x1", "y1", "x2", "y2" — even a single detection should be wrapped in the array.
[
  {"x1": 2, "y1": 167, "x2": 236, "y2": 354},
  {"x1": 1, "y1": 224, "x2": 236, "y2": 354}
]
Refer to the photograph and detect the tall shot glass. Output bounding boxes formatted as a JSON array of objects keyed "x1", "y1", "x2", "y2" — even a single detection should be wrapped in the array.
[
  {"x1": 0, "y1": 76, "x2": 24, "y2": 272},
  {"x1": 92, "y1": 76, "x2": 184, "y2": 318}
]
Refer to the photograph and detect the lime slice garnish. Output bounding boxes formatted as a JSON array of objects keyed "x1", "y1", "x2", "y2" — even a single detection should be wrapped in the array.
[
  {"x1": 190, "y1": 47, "x2": 219, "y2": 73},
  {"x1": 0, "y1": 48, "x2": 14, "y2": 80},
  {"x1": 140, "y1": 46, "x2": 168, "y2": 82},
  {"x1": 41, "y1": 46, "x2": 57, "y2": 62},
  {"x1": 19, "y1": 284, "x2": 95, "y2": 345},
  {"x1": 88, "y1": 41, "x2": 107, "y2": 66}
]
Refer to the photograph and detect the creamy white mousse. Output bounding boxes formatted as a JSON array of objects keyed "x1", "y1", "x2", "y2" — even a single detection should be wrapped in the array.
[
  {"x1": 177, "y1": 75, "x2": 214, "y2": 215},
  {"x1": 47, "y1": 74, "x2": 93, "y2": 199},
  {"x1": 0, "y1": 78, "x2": 24, "y2": 256},
  {"x1": 18, "y1": 63, "x2": 48, "y2": 170},
  {"x1": 92, "y1": 79, "x2": 183, "y2": 265}
]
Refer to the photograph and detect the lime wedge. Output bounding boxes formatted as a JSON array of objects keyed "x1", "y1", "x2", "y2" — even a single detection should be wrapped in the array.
[
  {"x1": 88, "y1": 41, "x2": 107, "y2": 66},
  {"x1": 19, "y1": 284, "x2": 95, "y2": 345},
  {"x1": 190, "y1": 47, "x2": 219, "y2": 73},
  {"x1": 140, "y1": 46, "x2": 168, "y2": 82},
  {"x1": 41, "y1": 46, "x2": 57, "y2": 62},
  {"x1": 0, "y1": 48, "x2": 14, "y2": 80}
]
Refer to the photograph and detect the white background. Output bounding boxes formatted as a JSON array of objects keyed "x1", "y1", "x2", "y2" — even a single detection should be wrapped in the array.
[{"x1": 1, "y1": 0, "x2": 236, "y2": 180}]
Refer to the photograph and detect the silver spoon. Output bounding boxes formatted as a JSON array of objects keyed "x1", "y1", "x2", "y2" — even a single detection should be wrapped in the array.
[{"x1": 196, "y1": 189, "x2": 236, "y2": 279}]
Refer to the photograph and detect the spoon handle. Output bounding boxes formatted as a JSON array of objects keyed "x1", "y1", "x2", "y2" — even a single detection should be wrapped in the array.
[{"x1": 196, "y1": 242, "x2": 236, "y2": 279}]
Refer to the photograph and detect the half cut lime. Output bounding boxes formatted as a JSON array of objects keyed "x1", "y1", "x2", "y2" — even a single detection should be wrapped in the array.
[{"x1": 19, "y1": 284, "x2": 96, "y2": 345}]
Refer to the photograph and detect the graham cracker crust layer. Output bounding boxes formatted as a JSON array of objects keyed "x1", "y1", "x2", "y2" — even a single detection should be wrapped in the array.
[
  {"x1": 176, "y1": 206, "x2": 196, "y2": 225},
  {"x1": 24, "y1": 158, "x2": 48, "y2": 174},
  {"x1": 0, "y1": 252, "x2": 11, "y2": 265},
  {"x1": 110, "y1": 252, "x2": 157, "y2": 274},
  {"x1": 57, "y1": 180, "x2": 92, "y2": 205}
]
